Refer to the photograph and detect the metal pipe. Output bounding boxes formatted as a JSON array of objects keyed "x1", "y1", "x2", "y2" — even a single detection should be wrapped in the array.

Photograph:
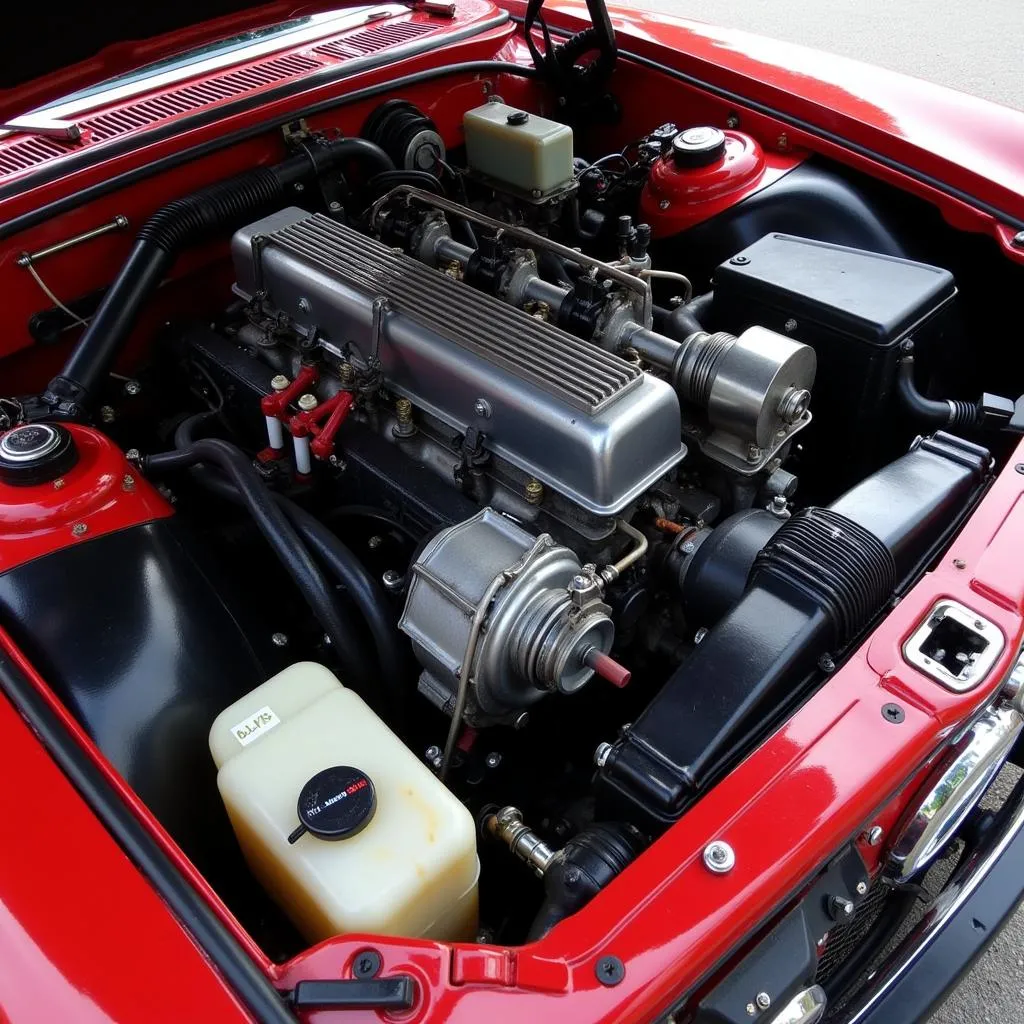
[{"x1": 601, "y1": 518, "x2": 649, "y2": 584}]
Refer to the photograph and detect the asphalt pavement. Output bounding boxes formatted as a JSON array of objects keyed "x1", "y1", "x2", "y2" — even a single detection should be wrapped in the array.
[{"x1": 612, "y1": 1, "x2": 1024, "y2": 1021}]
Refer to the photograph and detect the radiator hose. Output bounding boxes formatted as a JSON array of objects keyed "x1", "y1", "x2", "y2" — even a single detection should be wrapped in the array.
[
  {"x1": 45, "y1": 137, "x2": 394, "y2": 416},
  {"x1": 896, "y1": 355, "x2": 979, "y2": 429}
]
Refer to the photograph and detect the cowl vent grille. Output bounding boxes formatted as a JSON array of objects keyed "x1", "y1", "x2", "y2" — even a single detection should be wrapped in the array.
[{"x1": 0, "y1": 18, "x2": 441, "y2": 182}]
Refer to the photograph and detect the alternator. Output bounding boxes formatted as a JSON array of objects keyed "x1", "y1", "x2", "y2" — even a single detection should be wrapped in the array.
[{"x1": 399, "y1": 509, "x2": 620, "y2": 727}]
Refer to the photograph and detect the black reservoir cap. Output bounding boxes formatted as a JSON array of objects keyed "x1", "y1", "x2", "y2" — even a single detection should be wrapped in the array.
[
  {"x1": 288, "y1": 766, "x2": 376, "y2": 844},
  {"x1": 671, "y1": 126, "x2": 727, "y2": 168},
  {"x1": 0, "y1": 423, "x2": 78, "y2": 486}
]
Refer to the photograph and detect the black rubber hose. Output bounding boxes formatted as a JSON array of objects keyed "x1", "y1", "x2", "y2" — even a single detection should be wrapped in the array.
[
  {"x1": 142, "y1": 438, "x2": 374, "y2": 694},
  {"x1": 897, "y1": 356, "x2": 978, "y2": 429},
  {"x1": 172, "y1": 415, "x2": 407, "y2": 721},
  {"x1": 48, "y1": 138, "x2": 394, "y2": 411},
  {"x1": 654, "y1": 300, "x2": 705, "y2": 341}
]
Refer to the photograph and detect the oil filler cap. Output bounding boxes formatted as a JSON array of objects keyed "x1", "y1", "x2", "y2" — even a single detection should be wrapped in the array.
[
  {"x1": 671, "y1": 126, "x2": 727, "y2": 168},
  {"x1": 287, "y1": 766, "x2": 376, "y2": 844},
  {"x1": 0, "y1": 423, "x2": 78, "y2": 486}
]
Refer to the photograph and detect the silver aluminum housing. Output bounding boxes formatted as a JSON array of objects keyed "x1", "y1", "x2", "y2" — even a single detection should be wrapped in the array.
[{"x1": 232, "y1": 208, "x2": 685, "y2": 515}]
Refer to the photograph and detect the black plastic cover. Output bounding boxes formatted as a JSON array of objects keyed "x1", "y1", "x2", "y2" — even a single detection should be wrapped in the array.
[{"x1": 715, "y1": 234, "x2": 955, "y2": 348}]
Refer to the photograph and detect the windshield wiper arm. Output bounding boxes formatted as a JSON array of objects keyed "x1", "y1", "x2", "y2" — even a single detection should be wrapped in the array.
[{"x1": 0, "y1": 114, "x2": 84, "y2": 142}]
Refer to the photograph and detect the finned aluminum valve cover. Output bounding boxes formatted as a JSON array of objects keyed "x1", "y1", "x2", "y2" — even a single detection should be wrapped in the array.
[{"x1": 232, "y1": 208, "x2": 685, "y2": 515}]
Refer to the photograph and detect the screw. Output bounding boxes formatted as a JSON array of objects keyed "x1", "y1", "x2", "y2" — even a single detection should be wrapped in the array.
[
  {"x1": 866, "y1": 825, "x2": 884, "y2": 845},
  {"x1": 425, "y1": 744, "x2": 441, "y2": 763},
  {"x1": 473, "y1": 398, "x2": 491, "y2": 418},
  {"x1": 270, "y1": 374, "x2": 290, "y2": 392},
  {"x1": 271, "y1": 632, "x2": 289, "y2": 647},
  {"x1": 352, "y1": 949, "x2": 381, "y2": 979},
  {"x1": 122, "y1": 474, "x2": 135, "y2": 491},
  {"x1": 595, "y1": 955, "x2": 625, "y2": 986},
  {"x1": 297, "y1": 393, "x2": 318, "y2": 412},
  {"x1": 395, "y1": 397, "x2": 413, "y2": 422},
  {"x1": 755, "y1": 992, "x2": 771, "y2": 1011},
  {"x1": 124, "y1": 380, "x2": 141, "y2": 396},
  {"x1": 726, "y1": 113, "x2": 740, "y2": 129},
  {"x1": 856, "y1": 880, "x2": 869, "y2": 895},
  {"x1": 974, "y1": 619, "x2": 985, "y2": 630},
  {"x1": 783, "y1": 318, "x2": 798, "y2": 333},
  {"x1": 294, "y1": 182, "x2": 305, "y2": 192},
  {"x1": 1013, "y1": 230, "x2": 1024, "y2": 248},
  {"x1": 100, "y1": 405, "x2": 116, "y2": 424},
  {"x1": 1016, "y1": 464, "x2": 1024, "y2": 475},
  {"x1": 382, "y1": 569, "x2": 403, "y2": 591},
  {"x1": 71, "y1": 522, "x2": 88, "y2": 537},
  {"x1": 329, "y1": 200, "x2": 342, "y2": 212},
  {"x1": 594, "y1": 741, "x2": 613, "y2": 767},
  {"x1": 681, "y1": 540, "x2": 696, "y2": 555},
  {"x1": 524, "y1": 478, "x2": 544, "y2": 505},
  {"x1": 819, "y1": 654, "x2": 836, "y2": 673},
  {"x1": 125, "y1": 448, "x2": 140, "y2": 463},
  {"x1": 53, "y1": 478, "x2": 65, "y2": 490},
  {"x1": 337, "y1": 361, "x2": 356, "y2": 386},
  {"x1": 694, "y1": 627, "x2": 709, "y2": 645},
  {"x1": 486, "y1": 752, "x2": 502, "y2": 769},
  {"x1": 368, "y1": 535, "x2": 383, "y2": 550},
  {"x1": 746, "y1": 1003, "x2": 757, "y2": 1017},
  {"x1": 777, "y1": 132, "x2": 789, "y2": 150},
  {"x1": 703, "y1": 840, "x2": 736, "y2": 874},
  {"x1": 746, "y1": 443, "x2": 762, "y2": 463},
  {"x1": 729, "y1": 255, "x2": 750, "y2": 266},
  {"x1": 659, "y1": 199, "x2": 671, "y2": 210},
  {"x1": 953, "y1": 558, "x2": 967, "y2": 569},
  {"x1": 298, "y1": 297, "x2": 312, "y2": 313},
  {"x1": 570, "y1": 574, "x2": 591, "y2": 591},
  {"x1": 882, "y1": 702, "x2": 906, "y2": 723}
]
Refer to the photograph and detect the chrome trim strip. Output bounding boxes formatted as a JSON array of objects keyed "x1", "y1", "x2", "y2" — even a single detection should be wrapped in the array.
[{"x1": 842, "y1": 777, "x2": 1024, "y2": 1023}]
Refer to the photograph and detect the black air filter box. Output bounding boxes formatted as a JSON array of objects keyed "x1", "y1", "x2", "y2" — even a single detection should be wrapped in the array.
[{"x1": 713, "y1": 233, "x2": 956, "y2": 483}]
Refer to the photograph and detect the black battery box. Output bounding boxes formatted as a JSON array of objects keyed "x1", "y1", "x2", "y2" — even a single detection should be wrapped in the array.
[{"x1": 712, "y1": 233, "x2": 957, "y2": 487}]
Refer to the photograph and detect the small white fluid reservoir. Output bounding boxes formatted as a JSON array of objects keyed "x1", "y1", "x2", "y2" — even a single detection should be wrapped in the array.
[
  {"x1": 463, "y1": 102, "x2": 574, "y2": 195},
  {"x1": 210, "y1": 663, "x2": 479, "y2": 944}
]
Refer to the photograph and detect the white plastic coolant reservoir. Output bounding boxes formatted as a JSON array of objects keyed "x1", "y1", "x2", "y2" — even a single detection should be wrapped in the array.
[{"x1": 210, "y1": 662, "x2": 479, "y2": 944}]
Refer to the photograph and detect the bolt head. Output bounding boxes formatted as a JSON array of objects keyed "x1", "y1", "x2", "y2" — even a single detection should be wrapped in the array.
[
  {"x1": 953, "y1": 558, "x2": 967, "y2": 569},
  {"x1": 473, "y1": 398, "x2": 491, "y2": 418},
  {"x1": 271, "y1": 632, "x2": 288, "y2": 648},
  {"x1": 755, "y1": 992, "x2": 771, "y2": 1010},
  {"x1": 99, "y1": 406, "x2": 116, "y2": 424},
  {"x1": 595, "y1": 955, "x2": 625, "y2": 987},
  {"x1": 122, "y1": 474, "x2": 135, "y2": 491},
  {"x1": 681, "y1": 540, "x2": 696, "y2": 555},
  {"x1": 485, "y1": 752, "x2": 502, "y2": 768},
  {"x1": 297, "y1": 392, "x2": 318, "y2": 412},
  {"x1": 784, "y1": 318, "x2": 798, "y2": 332},
  {"x1": 298, "y1": 297, "x2": 312, "y2": 313},
  {"x1": 856, "y1": 880, "x2": 869, "y2": 895},
  {"x1": 746, "y1": 444, "x2": 762, "y2": 463},
  {"x1": 703, "y1": 840, "x2": 736, "y2": 874},
  {"x1": 659, "y1": 199, "x2": 671, "y2": 210},
  {"x1": 694, "y1": 627, "x2": 709, "y2": 645},
  {"x1": 367, "y1": 535, "x2": 383, "y2": 550},
  {"x1": 329, "y1": 200, "x2": 342, "y2": 212},
  {"x1": 867, "y1": 825, "x2": 884, "y2": 845},
  {"x1": 382, "y1": 569, "x2": 403, "y2": 590},
  {"x1": 71, "y1": 522, "x2": 88, "y2": 537},
  {"x1": 830, "y1": 895, "x2": 855, "y2": 921},
  {"x1": 270, "y1": 374, "x2": 290, "y2": 392},
  {"x1": 124, "y1": 380, "x2": 141, "y2": 396},
  {"x1": 594, "y1": 741, "x2": 613, "y2": 767},
  {"x1": 746, "y1": 1003, "x2": 757, "y2": 1017},
  {"x1": 352, "y1": 949, "x2": 381, "y2": 979},
  {"x1": 1013, "y1": 230, "x2": 1024, "y2": 248},
  {"x1": 425, "y1": 745, "x2": 441, "y2": 762},
  {"x1": 729, "y1": 254, "x2": 750, "y2": 266}
]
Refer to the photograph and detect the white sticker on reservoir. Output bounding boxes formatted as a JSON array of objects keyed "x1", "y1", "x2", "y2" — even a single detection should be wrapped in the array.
[{"x1": 231, "y1": 705, "x2": 281, "y2": 747}]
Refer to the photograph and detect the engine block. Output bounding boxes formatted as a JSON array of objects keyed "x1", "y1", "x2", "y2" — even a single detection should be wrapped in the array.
[{"x1": 231, "y1": 208, "x2": 686, "y2": 515}]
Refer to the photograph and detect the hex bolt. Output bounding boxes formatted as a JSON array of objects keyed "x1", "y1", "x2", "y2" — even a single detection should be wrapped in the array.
[
  {"x1": 270, "y1": 374, "x2": 290, "y2": 392},
  {"x1": 524, "y1": 478, "x2": 545, "y2": 505},
  {"x1": 382, "y1": 569, "x2": 403, "y2": 591},
  {"x1": 71, "y1": 522, "x2": 88, "y2": 537},
  {"x1": 882, "y1": 702, "x2": 906, "y2": 724},
  {"x1": 659, "y1": 199, "x2": 671, "y2": 210},
  {"x1": 595, "y1": 955, "x2": 625, "y2": 986},
  {"x1": 368, "y1": 535, "x2": 383, "y2": 550},
  {"x1": 425, "y1": 744, "x2": 441, "y2": 763},
  {"x1": 297, "y1": 393, "x2": 318, "y2": 412},
  {"x1": 298, "y1": 297, "x2": 312, "y2": 313},
  {"x1": 818, "y1": 654, "x2": 836, "y2": 673},
  {"x1": 681, "y1": 540, "x2": 696, "y2": 555},
  {"x1": 856, "y1": 880, "x2": 869, "y2": 895},
  {"x1": 122, "y1": 474, "x2": 135, "y2": 491},
  {"x1": 784, "y1": 318, "x2": 798, "y2": 332},
  {"x1": 726, "y1": 113, "x2": 740, "y2": 129},
  {"x1": 125, "y1": 448, "x2": 140, "y2": 463},
  {"x1": 271, "y1": 632, "x2": 289, "y2": 648},
  {"x1": 953, "y1": 558, "x2": 967, "y2": 569},
  {"x1": 746, "y1": 444, "x2": 762, "y2": 463},
  {"x1": 594, "y1": 742, "x2": 614, "y2": 767},
  {"x1": 124, "y1": 380, "x2": 141, "y2": 397},
  {"x1": 829, "y1": 895, "x2": 855, "y2": 921},
  {"x1": 486, "y1": 752, "x2": 502, "y2": 769},
  {"x1": 755, "y1": 992, "x2": 771, "y2": 1011},
  {"x1": 352, "y1": 949, "x2": 382, "y2": 979},
  {"x1": 473, "y1": 398, "x2": 491, "y2": 418},
  {"x1": 703, "y1": 840, "x2": 736, "y2": 874}
]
